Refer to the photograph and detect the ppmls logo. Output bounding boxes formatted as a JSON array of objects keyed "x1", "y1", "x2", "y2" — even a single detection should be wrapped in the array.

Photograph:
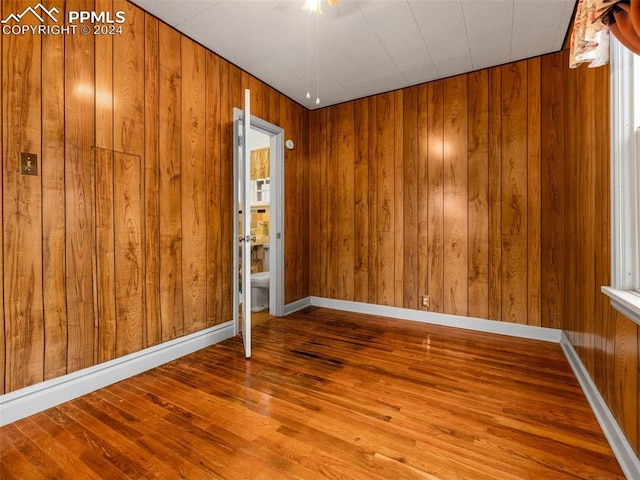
[
  {"x1": 1, "y1": 2, "x2": 59, "y2": 24},
  {"x1": 1, "y1": 2, "x2": 125, "y2": 36}
]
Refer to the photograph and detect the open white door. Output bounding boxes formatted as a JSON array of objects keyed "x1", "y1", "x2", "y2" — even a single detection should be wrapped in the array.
[{"x1": 233, "y1": 89, "x2": 252, "y2": 359}]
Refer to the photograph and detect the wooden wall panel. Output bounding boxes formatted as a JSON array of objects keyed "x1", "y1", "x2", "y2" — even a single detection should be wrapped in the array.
[
  {"x1": 114, "y1": 0, "x2": 144, "y2": 157},
  {"x1": 501, "y1": 61, "x2": 529, "y2": 325},
  {"x1": 368, "y1": 99, "x2": 378, "y2": 304},
  {"x1": 300, "y1": 108, "x2": 310, "y2": 300},
  {"x1": 113, "y1": 0, "x2": 145, "y2": 354},
  {"x1": 218, "y1": 60, "x2": 233, "y2": 324},
  {"x1": 284, "y1": 98, "x2": 302, "y2": 304},
  {"x1": 403, "y1": 87, "x2": 418, "y2": 309},
  {"x1": 41, "y1": 0, "x2": 67, "y2": 381},
  {"x1": 2, "y1": 0, "x2": 44, "y2": 391},
  {"x1": 443, "y1": 76, "x2": 468, "y2": 316},
  {"x1": 540, "y1": 54, "x2": 564, "y2": 330},
  {"x1": 488, "y1": 67, "x2": 503, "y2": 321},
  {"x1": 308, "y1": 110, "x2": 321, "y2": 297},
  {"x1": 317, "y1": 108, "x2": 328, "y2": 299},
  {"x1": 64, "y1": 0, "x2": 96, "y2": 373},
  {"x1": 467, "y1": 71, "x2": 489, "y2": 319},
  {"x1": 526, "y1": 59, "x2": 541, "y2": 327},
  {"x1": 337, "y1": 103, "x2": 355, "y2": 301},
  {"x1": 95, "y1": 148, "x2": 117, "y2": 363},
  {"x1": 158, "y1": 24, "x2": 184, "y2": 341},
  {"x1": 114, "y1": 152, "x2": 144, "y2": 356},
  {"x1": 376, "y1": 93, "x2": 395, "y2": 306},
  {"x1": 593, "y1": 62, "x2": 610, "y2": 388},
  {"x1": 94, "y1": 0, "x2": 113, "y2": 151},
  {"x1": 427, "y1": 81, "x2": 445, "y2": 313},
  {"x1": 354, "y1": 98, "x2": 370, "y2": 304},
  {"x1": 325, "y1": 107, "x2": 337, "y2": 299},
  {"x1": 205, "y1": 52, "x2": 222, "y2": 327},
  {"x1": 144, "y1": 13, "x2": 161, "y2": 345},
  {"x1": 394, "y1": 90, "x2": 404, "y2": 308},
  {"x1": 416, "y1": 85, "x2": 429, "y2": 311},
  {"x1": 181, "y1": 38, "x2": 207, "y2": 334}
]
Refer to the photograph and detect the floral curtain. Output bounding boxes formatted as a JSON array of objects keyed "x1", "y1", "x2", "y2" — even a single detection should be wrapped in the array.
[
  {"x1": 570, "y1": 0, "x2": 611, "y2": 68},
  {"x1": 570, "y1": 0, "x2": 640, "y2": 68}
]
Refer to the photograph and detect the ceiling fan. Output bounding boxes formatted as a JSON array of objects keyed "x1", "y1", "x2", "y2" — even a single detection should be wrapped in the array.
[{"x1": 302, "y1": 0, "x2": 340, "y2": 14}]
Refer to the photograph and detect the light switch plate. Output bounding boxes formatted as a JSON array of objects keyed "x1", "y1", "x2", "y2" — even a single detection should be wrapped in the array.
[{"x1": 20, "y1": 152, "x2": 38, "y2": 176}]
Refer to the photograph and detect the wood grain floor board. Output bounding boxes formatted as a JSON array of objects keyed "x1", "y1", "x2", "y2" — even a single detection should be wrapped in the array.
[{"x1": 0, "y1": 308, "x2": 624, "y2": 479}]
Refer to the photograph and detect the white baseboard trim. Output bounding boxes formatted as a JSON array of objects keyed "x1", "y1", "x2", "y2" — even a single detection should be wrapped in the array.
[
  {"x1": 560, "y1": 333, "x2": 640, "y2": 480},
  {"x1": 0, "y1": 320, "x2": 235, "y2": 427},
  {"x1": 283, "y1": 296, "x2": 312, "y2": 316},
  {"x1": 309, "y1": 297, "x2": 562, "y2": 343}
]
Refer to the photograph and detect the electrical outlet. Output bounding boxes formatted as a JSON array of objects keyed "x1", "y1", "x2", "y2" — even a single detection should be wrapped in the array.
[{"x1": 421, "y1": 295, "x2": 430, "y2": 308}]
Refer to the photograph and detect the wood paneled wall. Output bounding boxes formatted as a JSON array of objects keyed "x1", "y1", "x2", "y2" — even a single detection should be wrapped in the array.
[
  {"x1": 310, "y1": 60, "x2": 543, "y2": 325},
  {"x1": 0, "y1": 0, "x2": 309, "y2": 394},
  {"x1": 309, "y1": 49, "x2": 638, "y2": 457},
  {"x1": 541, "y1": 50, "x2": 639, "y2": 457}
]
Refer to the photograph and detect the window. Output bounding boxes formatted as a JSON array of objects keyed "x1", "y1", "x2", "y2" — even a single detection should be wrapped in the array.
[{"x1": 602, "y1": 37, "x2": 640, "y2": 325}]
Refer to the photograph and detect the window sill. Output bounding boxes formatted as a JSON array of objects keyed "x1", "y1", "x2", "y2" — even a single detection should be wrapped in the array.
[{"x1": 601, "y1": 287, "x2": 640, "y2": 327}]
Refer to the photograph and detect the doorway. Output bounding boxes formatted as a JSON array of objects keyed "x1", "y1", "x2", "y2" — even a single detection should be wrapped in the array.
[{"x1": 232, "y1": 107, "x2": 285, "y2": 343}]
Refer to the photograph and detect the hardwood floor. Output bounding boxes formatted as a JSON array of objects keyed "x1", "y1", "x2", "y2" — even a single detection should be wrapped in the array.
[{"x1": 0, "y1": 308, "x2": 624, "y2": 479}]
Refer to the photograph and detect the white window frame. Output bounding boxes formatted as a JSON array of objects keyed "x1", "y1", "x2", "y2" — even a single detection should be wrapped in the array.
[{"x1": 601, "y1": 37, "x2": 640, "y2": 326}]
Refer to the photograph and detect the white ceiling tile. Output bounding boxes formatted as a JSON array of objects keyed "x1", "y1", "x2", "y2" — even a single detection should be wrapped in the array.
[
  {"x1": 470, "y1": 47, "x2": 511, "y2": 70},
  {"x1": 462, "y1": 0, "x2": 513, "y2": 42},
  {"x1": 428, "y1": 35, "x2": 469, "y2": 63},
  {"x1": 357, "y1": 55, "x2": 399, "y2": 78},
  {"x1": 372, "y1": 71, "x2": 408, "y2": 92},
  {"x1": 134, "y1": 0, "x2": 219, "y2": 26},
  {"x1": 512, "y1": 0, "x2": 568, "y2": 33},
  {"x1": 361, "y1": 2, "x2": 417, "y2": 37},
  {"x1": 380, "y1": 25, "x2": 425, "y2": 57},
  {"x1": 392, "y1": 45, "x2": 434, "y2": 71},
  {"x1": 343, "y1": 38, "x2": 388, "y2": 61},
  {"x1": 435, "y1": 53, "x2": 473, "y2": 77},
  {"x1": 327, "y1": 62, "x2": 368, "y2": 87},
  {"x1": 402, "y1": 63, "x2": 439, "y2": 85},
  {"x1": 415, "y1": 2, "x2": 466, "y2": 44},
  {"x1": 345, "y1": 80, "x2": 381, "y2": 99},
  {"x1": 409, "y1": 0, "x2": 464, "y2": 24}
]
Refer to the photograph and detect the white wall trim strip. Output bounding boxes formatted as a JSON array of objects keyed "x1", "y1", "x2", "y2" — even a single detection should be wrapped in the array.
[
  {"x1": 560, "y1": 332, "x2": 640, "y2": 480},
  {"x1": 283, "y1": 296, "x2": 312, "y2": 316},
  {"x1": 309, "y1": 297, "x2": 562, "y2": 343},
  {"x1": 0, "y1": 320, "x2": 235, "y2": 427}
]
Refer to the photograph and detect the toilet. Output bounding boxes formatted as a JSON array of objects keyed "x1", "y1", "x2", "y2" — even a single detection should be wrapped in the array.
[{"x1": 250, "y1": 244, "x2": 270, "y2": 312}]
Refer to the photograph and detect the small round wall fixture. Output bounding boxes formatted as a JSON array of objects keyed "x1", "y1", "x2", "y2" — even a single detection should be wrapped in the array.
[{"x1": 285, "y1": 139, "x2": 294, "y2": 150}]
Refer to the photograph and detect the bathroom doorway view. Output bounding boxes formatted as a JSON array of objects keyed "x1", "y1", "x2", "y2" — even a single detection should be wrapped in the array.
[
  {"x1": 247, "y1": 129, "x2": 272, "y2": 324},
  {"x1": 233, "y1": 100, "x2": 285, "y2": 358}
]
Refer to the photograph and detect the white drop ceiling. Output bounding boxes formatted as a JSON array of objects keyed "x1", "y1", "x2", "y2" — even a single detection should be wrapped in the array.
[{"x1": 129, "y1": 0, "x2": 576, "y2": 109}]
